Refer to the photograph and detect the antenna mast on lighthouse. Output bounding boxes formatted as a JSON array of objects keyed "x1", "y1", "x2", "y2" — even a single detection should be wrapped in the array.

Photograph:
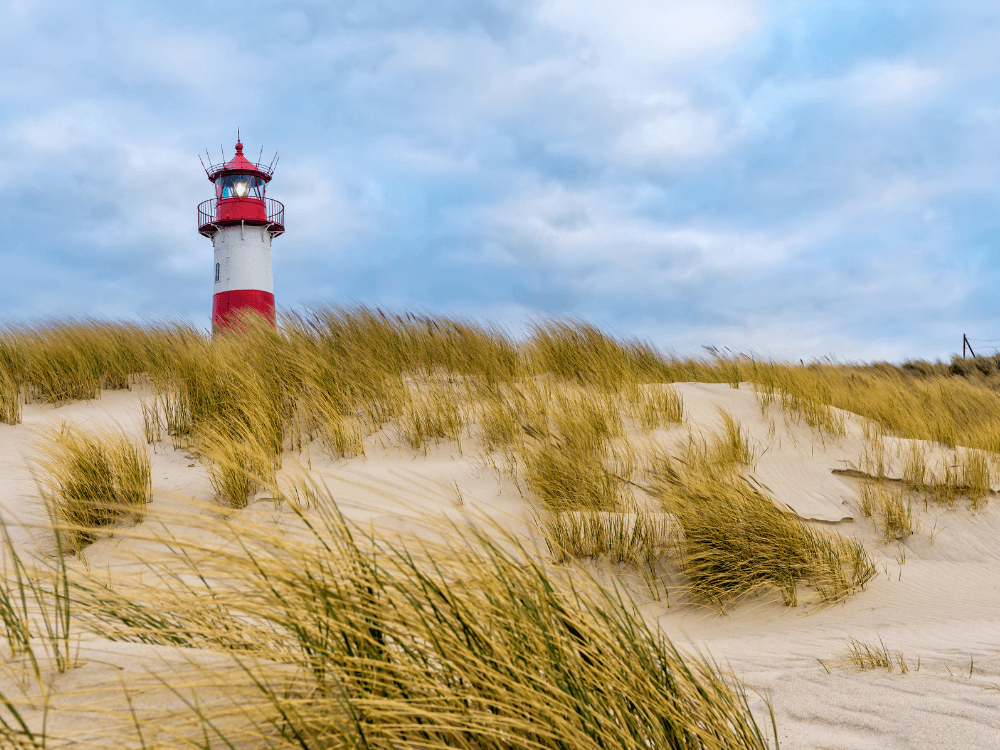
[{"x1": 196, "y1": 136, "x2": 284, "y2": 331}]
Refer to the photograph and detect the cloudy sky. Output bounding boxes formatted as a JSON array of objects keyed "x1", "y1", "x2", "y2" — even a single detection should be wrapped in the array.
[{"x1": 3, "y1": 0, "x2": 1000, "y2": 361}]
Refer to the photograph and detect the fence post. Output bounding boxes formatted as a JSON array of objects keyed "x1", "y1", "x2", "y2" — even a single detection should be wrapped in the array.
[{"x1": 963, "y1": 334, "x2": 977, "y2": 358}]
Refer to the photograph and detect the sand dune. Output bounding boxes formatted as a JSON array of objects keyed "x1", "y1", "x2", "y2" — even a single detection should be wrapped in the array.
[{"x1": 1, "y1": 381, "x2": 999, "y2": 748}]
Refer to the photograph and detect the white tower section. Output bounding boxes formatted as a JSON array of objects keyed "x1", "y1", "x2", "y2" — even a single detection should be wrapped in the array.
[{"x1": 211, "y1": 224, "x2": 274, "y2": 296}]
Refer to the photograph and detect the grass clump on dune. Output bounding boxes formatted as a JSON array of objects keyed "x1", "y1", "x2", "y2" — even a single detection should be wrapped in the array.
[
  {"x1": 0, "y1": 370, "x2": 20, "y2": 426},
  {"x1": 195, "y1": 418, "x2": 279, "y2": 509},
  {"x1": 520, "y1": 387, "x2": 630, "y2": 513},
  {"x1": 857, "y1": 481, "x2": 915, "y2": 542},
  {"x1": 843, "y1": 636, "x2": 913, "y2": 673},
  {"x1": 622, "y1": 382, "x2": 685, "y2": 430},
  {"x1": 394, "y1": 381, "x2": 465, "y2": 453},
  {"x1": 72, "y1": 490, "x2": 775, "y2": 750},
  {"x1": 538, "y1": 503, "x2": 675, "y2": 600},
  {"x1": 654, "y1": 467, "x2": 876, "y2": 607},
  {"x1": 35, "y1": 426, "x2": 151, "y2": 552},
  {"x1": 651, "y1": 420, "x2": 875, "y2": 608}
]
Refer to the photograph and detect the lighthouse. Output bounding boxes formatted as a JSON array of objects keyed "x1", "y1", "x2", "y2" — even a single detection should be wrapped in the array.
[{"x1": 197, "y1": 138, "x2": 284, "y2": 331}]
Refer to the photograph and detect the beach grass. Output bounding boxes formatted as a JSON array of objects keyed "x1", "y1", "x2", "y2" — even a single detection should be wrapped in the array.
[
  {"x1": 3, "y1": 308, "x2": 1000, "y2": 460},
  {"x1": 34, "y1": 426, "x2": 151, "y2": 553},
  {"x1": 843, "y1": 636, "x2": 912, "y2": 673},
  {"x1": 10, "y1": 308, "x2": 1000, "y2": 744},
  {"x1": 857, "y1": 481, "x2": 915, "y2": 543},
  {"x1": 60, "y1": 489, "x2": 776, "y2": 750},
  {"x1": 650, "y1": 420, "x2": 876, "y2": 607}
]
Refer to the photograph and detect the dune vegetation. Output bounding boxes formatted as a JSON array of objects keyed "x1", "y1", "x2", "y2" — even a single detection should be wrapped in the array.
[
  {"x1": 34, "y1": 426, "x2": 151, "y2": 553},
  {"x1": 2, "y1": 307, "x2": 1000, "y2": 745}
]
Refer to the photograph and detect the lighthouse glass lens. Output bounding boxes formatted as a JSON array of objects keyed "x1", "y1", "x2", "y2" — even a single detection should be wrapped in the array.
[{"x1": 219, "y1": 175, "x2": 259, "y2": 199}]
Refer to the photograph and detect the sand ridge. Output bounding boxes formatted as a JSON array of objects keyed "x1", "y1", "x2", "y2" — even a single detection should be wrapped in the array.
[{"x1": 0, "y1": 382, "x2": 998, "y2": 747}]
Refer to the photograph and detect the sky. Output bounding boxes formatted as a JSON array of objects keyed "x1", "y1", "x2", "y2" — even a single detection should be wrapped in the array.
[{"x1": 3, "y1": 0, "x2": 1000, "y2": 362}]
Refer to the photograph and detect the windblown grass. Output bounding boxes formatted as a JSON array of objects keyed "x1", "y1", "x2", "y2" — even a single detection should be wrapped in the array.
[
  {"x1": 527, "y1": 319, "x2": 671, "y2": 390},
  {"x1": 857, "y1": 481, "x2": 915, "y2": 542},
  {"x1": 394, "y1": 381, "x2": 465, "y2": 453},
  {"x1": 843, "y1": 636, "x2": 912, "y2": 673},
  {"x1": 520, "y1": 387, "x2": 629, "y2": 512},
  {"x1": 0, "y1": 525, "x2": 73, "y2": 678},
  {"x1": 654, "y1": 469, "x2": 875, "y2": 607},
  {"x1": 16, "y1": 309, "x2": 986, "y2": 743},
  {"x1": 902, "y1": 442, "x2": 927, "y2": 490},
  {"x1": 538, "y1": 505, "x2": 674, "y2": 567},
  {"x1": 753, "y1": 366, "x2": 846, "y2": 440},
  {"x1": 622, "y1": 383, "x2": 685, "y2": 430},
  {"x1": 34, "y1": 427, "x2": 151, "y2": 553},
  {"x1": 0, "y1": 370, "x2": 19, "y2": 426},
  {"x1": 651, "y1": 419, "x2": 875, "y2": 607},
  {"x1": 3, "y1": 310, "x2": 1000, "y2": 468},
  {"x1": 859, "y1": 423, "x2": 889, "y2": 478},
  {"x1": 0, "y1": 320, "x2": 179, "y2": 405},
  {"x1": 674, "y1": 410, "x2": 757, "y2": 481},
  {"x1": 477, "y1": 384, "x2": 526, "y2": 452},
  {"x1": 960, "y1": 449, "x2": 991, "y2": 510},
  {"x1": 195, "y1": 418, "x2": 279, "y2": 509},
  {"x1": 757, "y1": 359, "x2": 1000, "y2": 455},
  {"x1": 64, "y1": 490, "x2": 775, "y2": 750},
  {"x1": 858, "y1": 433, "x2": 993, "y2": 513}
]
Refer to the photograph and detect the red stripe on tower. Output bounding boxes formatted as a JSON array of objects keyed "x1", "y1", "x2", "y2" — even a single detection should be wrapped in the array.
[
  {"x1": 197, "y1": 137, "x2": 285, "y2": 332},
  {"x1": 211, "y1": 289, "x2": 276, "y2": 328}
]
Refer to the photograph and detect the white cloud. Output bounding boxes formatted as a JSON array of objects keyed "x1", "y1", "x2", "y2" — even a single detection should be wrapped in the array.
[
  {"x1": 535, "y1": 0, "x2": 762, "y2": 66},
  {"x1": 472, "y1": 180, "x2": 799, "y2": 282},
  {"x1": 845, "y1": 61, "x2": 942, "y2": 112},
  {"x1": 614, "y1": 105, "x2": 724, "y2": 165}
]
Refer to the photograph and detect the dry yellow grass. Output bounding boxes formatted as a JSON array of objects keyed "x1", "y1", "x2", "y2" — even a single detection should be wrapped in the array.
[
  {"x1": 21, "y1": 310, "x2": 1000, "y2": 744},
  {"x1": 0, "y1": 370, "x2": 20, "y2": 425},
  {"x1": 56, "y1": 489, "x2": 776, "y2": 749},
  {"x1": 1, "y1": 310, "x2": 998, "y2": 464},
  {"x1": 842, "y1": 636, "x2": 914, "y2": 673},
  {"x1": 651, "y1": 419, "x2": 875, "y2": 608},
  {"x1": 520, "y1": 386, "x2": 630, "y2": 513},
  {"x1": 857, "y1": 481, "x2": 915, "y2": 542},
  {"x1": 621, "y1": 382, "x2": 685, "y2": 430},
  {"x1": 394, "y1": 381, "x2": 465, "y2": 453},
  {"x1": 34, "y1": 426, "x2": 151, "y2": 553},
  {"x1": 2, "y1": 311, "x2": 909, "y2": 604}
]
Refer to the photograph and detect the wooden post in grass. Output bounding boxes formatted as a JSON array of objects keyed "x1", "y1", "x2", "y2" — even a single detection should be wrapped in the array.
[{"x1": 963, "y1": 334, "x2": 976, "y2": 359}]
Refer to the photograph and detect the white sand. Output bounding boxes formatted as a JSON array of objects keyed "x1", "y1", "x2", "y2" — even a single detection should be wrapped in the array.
[{"x1": 1, "y1": 382, "x2": 999, "y2": 748}]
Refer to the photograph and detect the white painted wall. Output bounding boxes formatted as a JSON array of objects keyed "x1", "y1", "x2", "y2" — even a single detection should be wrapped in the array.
[{"x1": 211, "y1": 224, "x2": 274, "y2": 293}]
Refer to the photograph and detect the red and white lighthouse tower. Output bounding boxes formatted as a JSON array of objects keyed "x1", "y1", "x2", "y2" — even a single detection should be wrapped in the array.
[{"x1": 198, "y1": 138, "x2": 284, "y2": 330}]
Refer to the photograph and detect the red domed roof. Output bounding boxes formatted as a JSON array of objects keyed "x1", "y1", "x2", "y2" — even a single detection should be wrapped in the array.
[
  {"x1": 224, "y1": 141, "x2": 257, "y2": 172},
  {"x1": 204, "y1": 139, "x2": 275, "y2": 183}
]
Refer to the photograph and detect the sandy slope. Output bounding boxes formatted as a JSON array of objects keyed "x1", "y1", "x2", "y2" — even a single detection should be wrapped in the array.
[{"x1": 1, "y1": 382, "x2": 999, "y2": 748}]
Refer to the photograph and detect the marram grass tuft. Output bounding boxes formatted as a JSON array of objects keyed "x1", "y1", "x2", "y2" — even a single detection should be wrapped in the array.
[
  {"x1": 70, "y1": 487, "x2": 777, "y2": 750},
  {"x1": 34, "y1": 426, "x2": 151, "y2": 553}
]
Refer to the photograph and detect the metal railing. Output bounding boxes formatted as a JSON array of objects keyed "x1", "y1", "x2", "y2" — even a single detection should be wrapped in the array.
[{"x1": 197, "y1": 198, "x2": 284, "y2": 235}]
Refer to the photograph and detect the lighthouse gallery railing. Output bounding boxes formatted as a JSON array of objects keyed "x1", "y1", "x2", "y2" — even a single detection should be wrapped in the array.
[{"x1": 197, "y1": 198, "x2": 284, "y2": 235}]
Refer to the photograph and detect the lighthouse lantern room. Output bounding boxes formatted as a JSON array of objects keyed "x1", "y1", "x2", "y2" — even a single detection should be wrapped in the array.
[{"x1": 197, "y1": 138, "x2": 284, "y2": 331}]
